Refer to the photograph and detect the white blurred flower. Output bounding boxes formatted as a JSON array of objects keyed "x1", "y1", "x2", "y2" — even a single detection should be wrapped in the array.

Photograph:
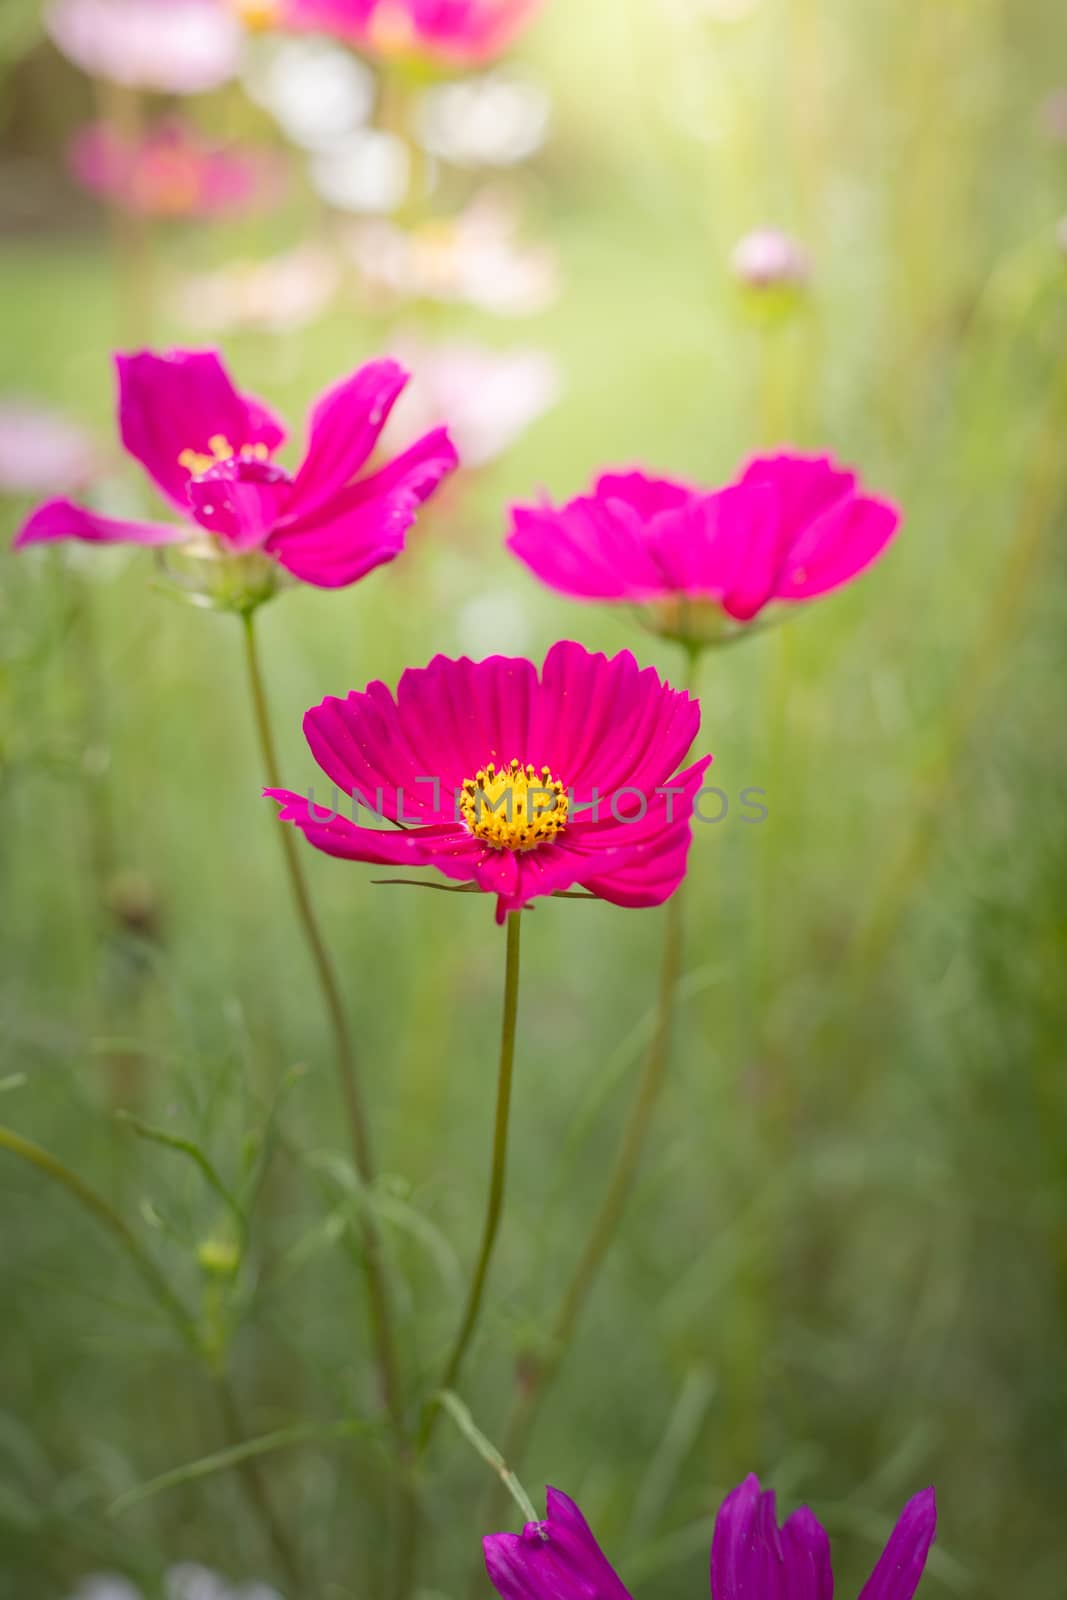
[
  {"x1": 387, "y1": 338, "x2": 560, "y2": 468},
  {"x1": 67, "y1": 1571, "x2": 282, "y2": 1600},
  {"x1": 456, "y1": 587, "x2": 534, "y2": 655},
  {"x1": 70, "y1": 1581, "x2": 143, "y2": 1600},
  {"x1": 0, "y1": 402, "x2": 96, "y2": 497},
  {"x1": 346, "y1": 190, "x2": 559, "y2": 315},
  {"x1": 173, "y1": 245, "x2": 340, "y2": 334},
  {"x1": 45, "y1": 0, "x2": 243, "y2": 94},
  {"x1": 310, "y1": 129, "x2": 410, "y2": 213},
  {"x1": 243, "y1": 36, "x2": 375, "y2": 150},
  {"x1": 731, "y1": 227, "x2": 810, "y2": 289},
  {"x1": 167, "y1": 1565, "x2": 282, "y2": 1600},
  {"x1": 416, "y1": 71, "x2": 551, "y2": 168}
]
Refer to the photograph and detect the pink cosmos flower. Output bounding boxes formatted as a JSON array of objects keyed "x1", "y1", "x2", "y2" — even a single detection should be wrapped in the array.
[
  {"x1": 15, "y1": 349, "x2": 458, "y2": 592},
  {"x1": 267, "y1": 641, "x2": 712, "y2": 924},
  {"x1": 45, "y1": 0, "x2": 242, "y2": 94},
  {"x1": 0, "y1": 403, "x2": 96, "y2": 498},
  {"x1": 240, "y1": 0, "x2": 544, "y2": 69},
  {"x1": 484, "y1": 1477, "x2": 937, "y2": 1600},
  {"x1": 509, "y1": 453, "x2": 901, "y2": 639},
  {"x1": 69, "y1": 119, "x2": 283, "y2": 219}
]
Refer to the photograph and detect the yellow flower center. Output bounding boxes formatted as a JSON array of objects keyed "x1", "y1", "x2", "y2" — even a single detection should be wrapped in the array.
[
  {"x1": 178, "y1": 437, "x2": 271, "y2": 477},
  {"x1": 460, "y1": 759, "x2": 569, "y2": 853},
  {"x1": 230, "y1": 0, "x2": 283, "y2": 29},
  {"x1": 368, "y1": 1, "x2": 418, "y2": 56}
]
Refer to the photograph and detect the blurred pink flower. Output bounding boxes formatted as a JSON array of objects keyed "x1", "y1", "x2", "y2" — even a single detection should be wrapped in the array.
[
  {"x1": 45, "y1": 0, "x2": 242, "y2": 93},
  {"x1": 1039, "y1": 87, "x2": 1067, "y2": 142},
  {"x1": 509, "y1": 452, "x2": 901, "y2": 637},
  {"x1": 238, "y1": 0, "x2": 544, "y2": 68},
  {"x1": 346, "y1": 190, "x2": 558, "y2": 314},
  {"x1": 174, "y1": 246, "x2": 341, "y2": 334},
  {"x1": 731, "y1": 227, "x2": 810, "y2": 290},
  {"x1": 385, "y1": 340, "x2": 560, "y2": 467},
  {"x1": 15, "y1": 349, "x2": 458, "y2": 592},
  {"x1": 69, "y1": 119, "x2": 284, "y2": 219},
  {"x1": 0, "y1": 403, "x2": 96, "y2": 498}
]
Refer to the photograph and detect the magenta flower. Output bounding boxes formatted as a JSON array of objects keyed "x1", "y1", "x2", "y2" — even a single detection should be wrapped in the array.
[
  {"x1": 267, "y1": 641, "x2": 711, "y2": 924},
  {"x1": 15, "y1": 349, "x2": 458, "y2": 593},
  {"x1": 45, "y1": 0, "x2": 242, "y2": 94},
  {"x1": 68, "y1": 118, "x2": 284, "y2": 219},
  {"x1": 509, "y1": 453, "x2": 901, "y2": 641},
  {"x1": 484, "y1": 1477, "x2": 937, "y2": 1600},
  {"x1": 245, "y1": 0, "x2": 544, "y2": 68}
]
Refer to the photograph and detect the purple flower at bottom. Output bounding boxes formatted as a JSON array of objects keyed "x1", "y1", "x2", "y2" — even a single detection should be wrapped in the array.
[{"x1": 484, "y1": 1478, "x2": 937, "y2": 1600}]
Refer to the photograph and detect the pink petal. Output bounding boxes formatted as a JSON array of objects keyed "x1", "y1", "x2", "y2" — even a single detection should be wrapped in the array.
[
  {"x1": 265, "y1": 788, "x2": 456, "y2": 866},
  {"x1": 774, "y1": 492, "x2": 901, "y2": 601},
  {"x1": 117, "y1": 349, "x2": 285, "y2": 511},
  {"x1": 508, "y1": 495, "x2": 664, "y2": 600},
  {"x1": 710, "y1": 1475, "x2": 834, "y2": 1600},
  {"x1": 741, "y1": 451, "x2": 855, "y2": 528},
  {"x1": 301, "y1": 686, "x2": 454, "y2": 825},
  {"x1": 484, "y1": 1486, "x2": 633, "y2": 1600},
  {"x1": 187, "y1": 460, "x2": 292, "y2": 551},
  {"x1": 267, "y1": 486, "x2": 418, "y2": 589},
  {"x1": 857, "y1": 1489, "x2": 937, "y2": 1600},
  {"x1": 534, "y1": 641, "x2": 701, "y2": 796},
  {"x1": 346, "y1": 425, "x2": 459, "y2": 506},
  {"x1": 596, "y1": 468, "x2": 695, "y2": 519},
  {"x1": 14, "y1": 497, "x2": 183, "y2": 549},
  {"x1": 286, "y1": 359, "x2": 408, "y2": 524}
]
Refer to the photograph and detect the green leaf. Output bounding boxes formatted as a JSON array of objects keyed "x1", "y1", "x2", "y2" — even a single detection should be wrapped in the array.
[{"x1": 434, "y1": 1391, "x2": 539, "y2": 1527}]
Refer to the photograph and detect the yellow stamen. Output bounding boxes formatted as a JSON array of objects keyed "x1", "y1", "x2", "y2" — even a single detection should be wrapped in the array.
[
  {"x1": 178, "y1": 437, "x2": 270, "y2": 477},
  {"x1": 368, "y1": 0, "x2": 418, "y2": 57},
  {"x1": 460, "y1": 758, "x2": 569, "y2": 853},
  {"x1": 230, "y1": 0, "x2": 283, "y2": 30}
]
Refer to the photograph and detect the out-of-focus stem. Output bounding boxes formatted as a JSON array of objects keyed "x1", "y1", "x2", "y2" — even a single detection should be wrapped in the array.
[
  {"x1": 0, "y1": 1122, "x2": 198, "y2": 1349},
  {"x1": 853, "y1": 347, "x2": 1067, "y2": 977},
  {"x1": 241, "y1": 613, "x2": 405, "y2": 1434},
  {"x1": 419, "y1": 911, "x2": 524, "y2": 1453},
  {"x1": 484, "y1": 652, "x2": 703, "y2": 1508},
  {"x1": 0, "y1": 1125, "x2": 302, "y2": 1589},
  {"x1": 96, "y1": 79, "x2": 154, "y2": 344}
]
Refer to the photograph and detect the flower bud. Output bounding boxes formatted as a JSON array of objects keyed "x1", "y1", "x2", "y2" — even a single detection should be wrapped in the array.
[
  {"x1": 731, "y1": 228, "x2": 810, "y2": 292},
  {"x1": 197, "y1": 1236, "x2": 240, "y2": 1280}
]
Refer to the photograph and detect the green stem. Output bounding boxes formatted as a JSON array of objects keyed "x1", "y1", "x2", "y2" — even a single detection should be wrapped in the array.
[
  {"x1": 485, "y1": 651, "x2": 703, "y2": 1505},
  {"x1": 852, "y1": 343, "x2": 1067, "y2": 978},
  {"x1": 0, "y1": 1123, "x2": 198, "y2": 1350},
  {"x1": 0, "y1": 1126, "x2": 301, "y2": 1590},
  {"x1": 241, "y1": 611, "x2": 404, "y2": 1436},
  {"x1": 420, "y1": 911, "x2": 523, "y2": 1452},
  {"x1": 215, "y1": 1376, "x2": 305, "y2": 1593}
]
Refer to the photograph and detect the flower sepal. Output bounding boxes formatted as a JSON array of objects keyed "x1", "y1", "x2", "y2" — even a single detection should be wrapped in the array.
[
  {"x1": 153, "y1": 536, "x2": 288, "y2": 616},
  {"x1": 635, "y1": 596, "x2": 783, "y2": 651}
]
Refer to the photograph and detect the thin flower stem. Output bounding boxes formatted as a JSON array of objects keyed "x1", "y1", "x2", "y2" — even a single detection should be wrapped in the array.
[
  {"x1": 419, "y1": 910, "x2": 524, "y2": 1453},
  {"x1": 0, "y1": 1123, "x2": 199, "y2": 1351},
  {"x1": 215, "y1": 1376, "x2": 305, "y2": 1593},
  {"x1": 0, "y1": 1125, "x2": 302, "y2": 1591},
  {"x1": 483, "y1": 650, "x2": 703, "y2": 1511},
  {"x1": 240, "y1": 611, "x2": 405, "y2": 1441},
  {"x1": 852, "y1": 344, "x2": 1067, "y2": 978}
]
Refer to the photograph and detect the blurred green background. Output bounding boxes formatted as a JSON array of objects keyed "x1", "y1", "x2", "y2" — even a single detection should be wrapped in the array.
[{"x1": 2, "y1": 0, "x2": 1067, "y2": 1596}]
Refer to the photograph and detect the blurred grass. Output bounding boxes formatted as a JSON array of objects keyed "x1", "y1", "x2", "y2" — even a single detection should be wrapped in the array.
[{"x1": 3, "y1": 0, "x2": 1067, "y2": 1596}]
